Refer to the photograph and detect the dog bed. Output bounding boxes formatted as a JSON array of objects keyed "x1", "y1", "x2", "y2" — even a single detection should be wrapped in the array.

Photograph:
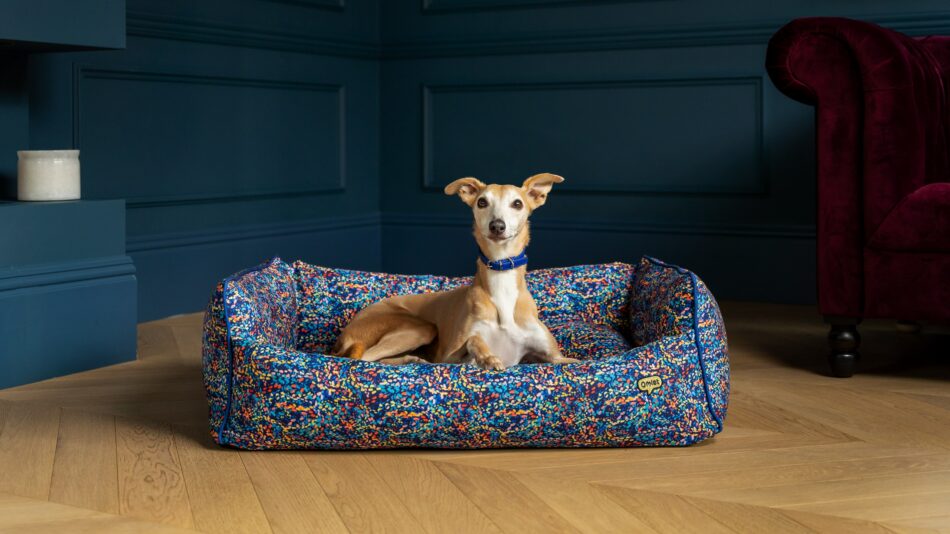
[{"x1": 202, "y1": 256, "x2": 729, "y2": 449}]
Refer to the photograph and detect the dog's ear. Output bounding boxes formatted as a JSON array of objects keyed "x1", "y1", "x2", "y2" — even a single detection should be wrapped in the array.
[
  {"x1": 444, "y1": 177, "x2": 487, "y2": 206},
  {"x1": 521, "y1": 173, "x2": 564, "y2": 209}
]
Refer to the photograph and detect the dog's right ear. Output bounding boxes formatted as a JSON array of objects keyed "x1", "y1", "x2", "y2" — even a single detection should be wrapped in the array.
[{"x1": 444, "y1": 177, "x2": 486, "y2": 206}]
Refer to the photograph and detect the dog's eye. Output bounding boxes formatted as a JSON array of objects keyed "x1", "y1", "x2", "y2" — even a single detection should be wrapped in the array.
[
  {"x1": 476, "y1": 198, "x2": 488, "y2": 208},
  {"x1": 511, "y1": 199, "x2": 523, "y2": 210}
]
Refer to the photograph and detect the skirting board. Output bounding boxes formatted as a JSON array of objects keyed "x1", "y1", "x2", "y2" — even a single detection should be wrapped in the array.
[{"x1": 0, "y1": 256, "x2": 137, "y2": 388}]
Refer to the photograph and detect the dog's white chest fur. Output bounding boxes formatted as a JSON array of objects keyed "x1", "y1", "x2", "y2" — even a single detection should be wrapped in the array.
[
  {"x1": 471, "y1": 270, "x2": 547, "y2": 368},
  {"x1": 487, "y1": 270, "x2": 519, "y2": 326}
]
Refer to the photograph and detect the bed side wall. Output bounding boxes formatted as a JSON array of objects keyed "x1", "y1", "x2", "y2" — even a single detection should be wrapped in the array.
[
  {"x1": 204, "y1": 258, "x2": 300, "y2": 444},
  {"x1": 631, "y1": 257, "x2": 729, "y2": 432},
  {"x1": 202, "y1": 281, "x2": 229, "y2": 441},
  {"x1": 693, "y1": 275, "x2": 730, "y2": 427}
]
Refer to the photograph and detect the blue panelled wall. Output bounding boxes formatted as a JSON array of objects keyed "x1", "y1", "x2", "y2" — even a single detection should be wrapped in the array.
[
  {"x1": 28, "y1": 0, "x2": 382, "y2": 321},
  {"x1": 378, "y1": 0, "x2": 950, "y2": 302},
  {"x1": 18, "y1": 0, "x2": 950, "y2": 323}
]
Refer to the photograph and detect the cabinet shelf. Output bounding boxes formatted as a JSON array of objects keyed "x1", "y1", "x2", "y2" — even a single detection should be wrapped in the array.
[{"x1": 0, "y1": 0, "x2": 125, "y2": 52}]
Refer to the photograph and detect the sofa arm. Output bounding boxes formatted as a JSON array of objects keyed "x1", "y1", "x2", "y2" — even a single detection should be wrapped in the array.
[
  {"x1": 767, "y1": 18, "x2": 867, "y2": 316},
  {"x1": 766, "y1": 17, "x2": 950, "y2": 316}
]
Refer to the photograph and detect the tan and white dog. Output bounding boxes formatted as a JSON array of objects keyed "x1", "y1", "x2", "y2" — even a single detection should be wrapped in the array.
[{"x1": 332, "y1": 173, "x2": 577, "y2": 369}]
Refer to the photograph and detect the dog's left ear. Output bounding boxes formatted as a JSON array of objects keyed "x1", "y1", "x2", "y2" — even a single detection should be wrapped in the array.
[
  {"x1": 444, "y1": 177, "x2": 487, "y2": 207},
  {"x1": 521, "y1": 173, "x2": 564, "y2": 209}
]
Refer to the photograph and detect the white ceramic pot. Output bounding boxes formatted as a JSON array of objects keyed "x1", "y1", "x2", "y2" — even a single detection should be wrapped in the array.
[{"x1": 17, "y1": 150, "x2": 81, "y2": 201}]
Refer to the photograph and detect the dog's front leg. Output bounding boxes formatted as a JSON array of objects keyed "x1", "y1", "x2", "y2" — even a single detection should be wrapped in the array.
[
  {"x1": 531, "y1": 349, "x2": 579, "y2": 365},
  {"x1": 531, "y1": 329, "x2": 579, "y2": 364},
  {"x1": 465, "y1": 335, "x2": 504, "y2": 371}
]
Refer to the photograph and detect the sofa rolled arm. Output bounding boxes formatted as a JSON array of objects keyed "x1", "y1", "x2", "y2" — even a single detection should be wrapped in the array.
[
  {"x1": 766, "y1": 18, "x2": 920, "y2": 104},
  {"x1": 768, "y1": 17, "x2": 947, "y2": 229}
]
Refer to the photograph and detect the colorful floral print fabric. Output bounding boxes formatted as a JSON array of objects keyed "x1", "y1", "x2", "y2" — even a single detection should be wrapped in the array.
[{"x1": 202, "y1": 256, "x2": 729, "y2": 449}]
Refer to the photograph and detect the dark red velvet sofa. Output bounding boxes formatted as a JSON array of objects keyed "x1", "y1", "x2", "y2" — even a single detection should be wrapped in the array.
[{"x1": 767, "y1": 18, "x2": 950, "y2": 377}]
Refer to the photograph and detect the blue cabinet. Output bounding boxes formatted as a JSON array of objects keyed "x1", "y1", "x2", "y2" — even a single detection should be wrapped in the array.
[
  {"x1": 0, "y1": 1, "x2": 132, "y2": 388},
  {"x1": 0, "y1": 0, "x2": 125, "y2": 50}
]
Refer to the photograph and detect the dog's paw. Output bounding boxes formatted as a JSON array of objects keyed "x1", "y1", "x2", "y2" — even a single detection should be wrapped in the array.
[
  {"x1": 551, "y1": 356, "x2": 580, "y2": 364},
  {"x1": 475, "y1": 353, "x2": 505, "y2": 371}
]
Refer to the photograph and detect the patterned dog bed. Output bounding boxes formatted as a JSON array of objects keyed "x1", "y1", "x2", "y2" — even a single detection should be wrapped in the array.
[{"x1": 202, "y1": 256, "x2": 729, "y2": 449}]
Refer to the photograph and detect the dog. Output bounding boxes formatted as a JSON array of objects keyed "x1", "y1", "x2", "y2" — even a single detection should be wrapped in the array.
[{"x1": 332, "y1": 173, "x2": 577, "y2": 369}]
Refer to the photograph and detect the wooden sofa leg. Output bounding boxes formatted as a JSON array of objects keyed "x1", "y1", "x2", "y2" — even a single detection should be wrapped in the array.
[{"x1": 826, "y1": 317, "x2": 861, "y2": 378}]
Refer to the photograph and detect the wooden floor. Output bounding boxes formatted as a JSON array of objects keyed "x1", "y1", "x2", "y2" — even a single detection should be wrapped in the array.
[{"x1": 0, "y1": 302, "x2": 949, "y2": 533}]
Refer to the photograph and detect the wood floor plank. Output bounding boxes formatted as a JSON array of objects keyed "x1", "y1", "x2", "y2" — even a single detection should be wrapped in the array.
[
  {"x1": 419, "y1": 430, "x2": 840, "y2": 472},
  {"x1": 241, "y1": 451, "x2": 348, "y2": 534},
  {"x1": 0, "y1": 491, "x2": 196, "y2": 533},
  {"x1": 605, "y1": 453, "x2": 950, "y2": 494},
  {"x1": 0, "y1": 401, "x2": 61, "y2": 500},
  {"x1": 886, "y1": 382, "x2": 950, "y2": 399},
  {"x1": 679, "y1": 495, "x2": 817, "y2": 533},
  {"x1": 774, "y1": 507, "x2": 904, "y2": 533},
  {"x1": 594, "y1": 485, "x2": 735, "y2": 533},
  {"x1": 115, "y1": 417, "x2": 195, "y2": 529},
  {"x1": 0, "y1": 364, "x2": 208, "y2": 428},
  {"x1": 880, "y1": 525, "x2": 943, "y2": 534},
  {"x1": 882, "y1": 515, "x2": 950, "y2": 533},
  {"x1": 0, "y1": 359, "x2": 200, "y2": 397},
  {"x1": 161, "y1": 312, "x2": 204, "y2": 328},
  {"x1": 137, "y1": 321, "x2": 180, "y2": 361},
  {"x1": 676, "y1": 493, "x2": 916, "y2": 533},
  {"x1": 173, "y1": 426, "x2": 272, "y2": 534},
  {"x1": 48, "y1": 409, "x2": 119, "y2": 514},
  {"x1": 171, "y1": 324, "x2": 203, "y2": 363},
  {"x1": 137, "y1": 313, "x2": 204, "y2": 364},
  {"x1": 739, "y1": 381, "x2": 950, "y2": 451},
  {"x1": 783, "y1": 491, "x2": 950, "y2": 523},
  {"x1": 0, "y1": 396, "x2": 9, "y2": 432},
  {"x1": 435, "y1": 462, "x2": 579, "y2": 534},
  {"x1": 725, "y1": 388, "x2": 857, "y2": 441},
  {"x1": 447, "y1": 441, "x2": 922, "y2": 485},
  {"x1": 366, "y1": 453, "x2": 502, "y2": 534},
  {"x1": 406, "y1": 428, "x2": 773, "y2": 464},
  {"x1": 304, "y1": 452, "x2": 427, "y2": 534},
  {"x1": 510, "y1": 472, "x2": 659, "y2": 534},
  {"x1": 897, "y1": 393, "x2": 950, "y2": 413},
  {"x1": 690, "y1": 470, "x2": 950, "y2": 508}
]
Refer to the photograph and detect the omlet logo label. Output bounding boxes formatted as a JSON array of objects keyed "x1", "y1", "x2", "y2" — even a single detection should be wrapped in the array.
[{"x1": 638, "y1": 376, "x2": 663, "y2": 393}]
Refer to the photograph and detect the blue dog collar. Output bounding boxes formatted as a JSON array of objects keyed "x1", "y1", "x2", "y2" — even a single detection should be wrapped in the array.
[{"x1": 478, "y1": 249, "x2": 528, "y2": 271}]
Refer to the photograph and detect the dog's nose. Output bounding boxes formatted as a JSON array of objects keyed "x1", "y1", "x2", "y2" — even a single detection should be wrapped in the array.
[{"x1": 489, "y1": 219, "x2": 506, "y2": 236}]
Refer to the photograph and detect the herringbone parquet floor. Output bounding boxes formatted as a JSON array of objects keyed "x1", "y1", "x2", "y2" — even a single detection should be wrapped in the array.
[{"x1": 0, "y1": 302, "x2": 948, "y2": 533}]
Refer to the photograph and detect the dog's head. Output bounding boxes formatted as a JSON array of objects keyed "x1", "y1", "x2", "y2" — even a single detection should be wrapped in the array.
[{"x1": 444, "y1": 173, "x2": 563, "y2": 250}]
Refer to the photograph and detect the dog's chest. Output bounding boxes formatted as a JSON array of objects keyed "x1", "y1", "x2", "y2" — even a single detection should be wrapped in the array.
[
  {"x1": 486, "y1": 271, "x2": 519, "y2": 326},
  {"x1": 476, "y1": 271, "x2": 545, "y2": 367}
]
